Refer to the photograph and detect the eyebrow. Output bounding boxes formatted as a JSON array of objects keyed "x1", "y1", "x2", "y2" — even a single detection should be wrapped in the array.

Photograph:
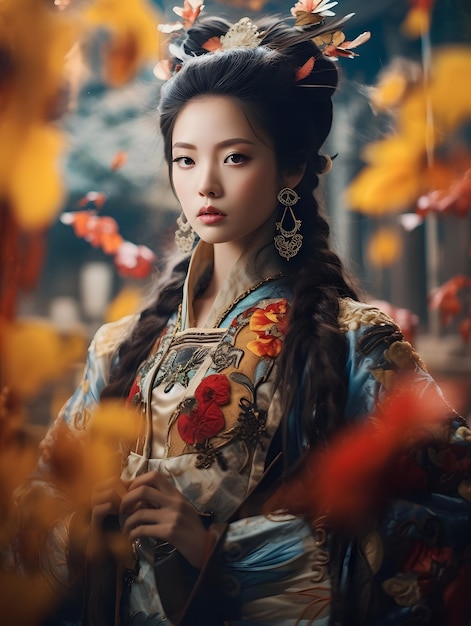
[{"x1": 172, "y1": 138, "x2": 256, "y2": 150}]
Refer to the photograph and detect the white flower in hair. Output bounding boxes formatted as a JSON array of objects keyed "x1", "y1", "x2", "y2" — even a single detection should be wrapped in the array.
[
  {"x1": 291, "y1": 0, "x2": 338, "y2": 18},
  {"x1": 291, "y1": 0, "x2": 338, "y2": 26},
  {"x1": 219, "y1": 17, "x2": 263, "y2": 51}
]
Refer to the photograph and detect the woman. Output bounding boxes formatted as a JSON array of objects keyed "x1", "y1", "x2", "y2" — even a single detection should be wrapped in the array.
[{"x1": 13, "y1": 8, "x2": 471, "y2": 626}]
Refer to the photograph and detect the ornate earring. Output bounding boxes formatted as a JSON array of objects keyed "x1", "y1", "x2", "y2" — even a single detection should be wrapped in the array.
[
  {"x1": 274, "y1": 188, "x2": 302, "y2": 260},
  {"x1": 175, "y1": 212, "x2": 196, "y2": 253}
]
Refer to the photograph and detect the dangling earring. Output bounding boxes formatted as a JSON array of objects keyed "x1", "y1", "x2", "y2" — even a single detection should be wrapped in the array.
[
  {"x1": 175, "y1": 212, "x2": 196, "y2": 253},
  {"x1": 274, "y1": 188, "x2": 302, "y2": 260}
]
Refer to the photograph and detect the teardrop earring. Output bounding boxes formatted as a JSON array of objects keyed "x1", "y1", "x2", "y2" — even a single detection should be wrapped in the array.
[{"x1": 274, "y1": 188, "x2": 302, "y2": 260}]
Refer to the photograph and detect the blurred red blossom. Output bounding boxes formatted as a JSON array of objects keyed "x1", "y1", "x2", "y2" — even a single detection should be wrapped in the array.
[
  {"x1": 429, "y1": 275, "x2": 471, "y2": 342},
  {"x1": 114, "y1": 241, "x2": 157, "y2": 279},
  {"x1": 60, "y1": 210, "x2": 156, "y2": 279},
  {"x1": 417, "y1": 169, "x2": 471, "y2": 218},
  {"x1": 265, "y1": 386, "x2": 454, "y2": 528}
]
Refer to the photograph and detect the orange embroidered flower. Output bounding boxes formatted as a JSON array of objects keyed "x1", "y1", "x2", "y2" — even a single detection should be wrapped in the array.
[{"x1": 247, "y1": 299, "x2": 290, "y2": 357}]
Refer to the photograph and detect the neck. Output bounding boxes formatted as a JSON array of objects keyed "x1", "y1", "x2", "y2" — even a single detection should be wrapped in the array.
[
  {"x1": 208, "y1": 243, "x2": 241, "y2": 294},
  {"x1": 191, "y1": 243, "x2": 241, "y2": 327}
]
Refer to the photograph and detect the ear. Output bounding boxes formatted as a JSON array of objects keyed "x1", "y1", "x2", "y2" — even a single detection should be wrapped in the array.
[{"x1": 281, "y1": 164, "x2": 305, "y2": 190}]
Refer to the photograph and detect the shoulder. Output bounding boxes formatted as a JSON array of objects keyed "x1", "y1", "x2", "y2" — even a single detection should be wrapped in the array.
[
  {"x1": 91, "y1": 314, "x2": 138, "y2": 360},
  {"x1": 339, "y1": 297, "x2": 428, "y2": 388},
  {"x1": 338, "y1": 297, "x2": 399, "y2": 333}
]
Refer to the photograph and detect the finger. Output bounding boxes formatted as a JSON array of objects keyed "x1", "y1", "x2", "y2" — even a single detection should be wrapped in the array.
[
  {"x1": 122, "y1": 508, "x2": 162, "y2": 536},
  {"x1": 90, "y1": 488, "x2": 123, "y2": 512},
  {"x1": 120, "y1": 485, "x2": 171, "y2": 514},
  {"x1": 91, "y1": 502, "x2": 118, "y2": 529},
  {"x1": 127, "y1": 470, "x2": 177, "y2": 496},
  {"x1": 92, "y1": 477, "x2": 129, "y2": 498}
]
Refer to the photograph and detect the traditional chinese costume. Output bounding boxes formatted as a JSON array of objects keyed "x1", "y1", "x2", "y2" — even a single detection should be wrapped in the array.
[{"x1": 12, "y1": 235, "x2": 471, "y2": 625}]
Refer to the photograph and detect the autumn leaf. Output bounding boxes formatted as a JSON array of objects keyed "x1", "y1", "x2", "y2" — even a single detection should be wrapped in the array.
[
  {"x1": 265, "y1": 385, "x2": 451, "y2": 527},
  {"x1": 367, "y1": 228, "x2": 403, "y2": 268},
  {"x1": 417, "y1": 169, "x2": 471, "y2": 217},
  {"x1": 0, "y1": 318, "x2": 86, "y2": 398},
  {"x1": 84, "y1": 0, "x2": 160, "y2": 86},
  {"x1": 105, "y1": 286, "x2": 143, "y2": 323},
  {"x1": 9, "y1": 125, "x2": 65, "y2": 230},
  {"x1": 429, "y1": 275, "x2": 471, "y2": 326},
  {"x1": 111, "y1": 150, "x2": 128, "y2": 170},
  {"x1": 402, "y1": 0, "x2": 434, "y2": 38},
  {"x1": 347, "y1": 47, "x2": 471, "y2": 215}
]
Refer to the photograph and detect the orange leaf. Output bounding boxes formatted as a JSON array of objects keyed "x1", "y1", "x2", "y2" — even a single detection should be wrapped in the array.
[
  {"x1": 367, "y1": 228, "x2": 402, "y2": 267},
  {"x1": 111, "y1": 150, "x2": 127, "y2": 170}
]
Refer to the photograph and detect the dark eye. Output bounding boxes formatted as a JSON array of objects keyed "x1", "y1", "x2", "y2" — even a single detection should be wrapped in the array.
[
  {"x1": 225, "y1": 153, "x2": 248, "y2": 165},
  {"x1": 172, "y1": 156, "x2": 194, "y2": 168}
]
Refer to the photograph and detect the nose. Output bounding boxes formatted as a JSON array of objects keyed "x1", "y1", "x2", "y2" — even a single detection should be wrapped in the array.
[{"x1": 197, "y1": 163, "x2": 222, "y2": 199}]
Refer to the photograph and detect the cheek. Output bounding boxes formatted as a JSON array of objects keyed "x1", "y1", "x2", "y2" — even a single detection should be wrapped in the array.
[
  {"x1": 240, "y1": 170, "x2": 277, "y2": 202},
  {"x1": 172, "y1": 173, "x2": 188, "y2": 204}
]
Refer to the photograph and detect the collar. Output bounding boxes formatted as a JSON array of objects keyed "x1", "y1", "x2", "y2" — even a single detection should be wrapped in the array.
[{"x1": 181, "y1": 232, "x2": 285, "y2": 329}]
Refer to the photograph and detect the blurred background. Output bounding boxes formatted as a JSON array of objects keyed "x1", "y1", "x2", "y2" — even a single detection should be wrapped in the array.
[{"x1": 2, "y1": 0, "x2": 471, "y2": 434}]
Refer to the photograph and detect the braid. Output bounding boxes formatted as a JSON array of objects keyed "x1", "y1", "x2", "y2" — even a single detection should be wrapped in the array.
[
  {"x1": 100, "y1": 255, "x2": 190, "y2": 401},
  {"x1": 278, "y1": 166, "x2": 359, "y2": 450}
]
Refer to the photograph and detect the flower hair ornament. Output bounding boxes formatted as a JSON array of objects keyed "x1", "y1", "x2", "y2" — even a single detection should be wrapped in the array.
[{"x1": 154, "y1": 0, "x2": 371, "y2": 81}]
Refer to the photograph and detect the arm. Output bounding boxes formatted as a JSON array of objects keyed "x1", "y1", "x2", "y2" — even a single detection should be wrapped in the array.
[{"x1": 334, "y1": 312, "x2": 471, "y2": 625}]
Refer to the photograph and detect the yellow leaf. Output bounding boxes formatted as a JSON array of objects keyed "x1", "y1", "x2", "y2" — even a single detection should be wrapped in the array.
[
  {"x1": 401, "y1": 7, "x2": 431, "y2": 39},
  {"x1": 369, "y1": 72, "x2": 409, "y2": 112},
  {"x1": 367, "y1": 228, "x2": 402, "y2": 267},
  {"x1": 397, "y1": 90, "x2": 432, "y2": 147},
  {"x1": 9, "y1": 125, "x2": 65, "y2": 230},
  {"x1": 346, "y1": 161, "x2": 422, "y2": 214},
  {"x1": 105, "y1": 286, "x2": 142, "y2": 323},
  {"x1": 85, "y1": 401, "x2": 144, "y2": 484},
  {"x1": 429, "y1": 47, "x2": 471, "y2": 133},
  {"x1": 84, "y1": 0, "x2": 160, "y2": 84},
  {"x1": 0, "y1": 0, "x2": 76, "y2": 216},
  {"x1": 0, "y1": 318, "x2": 86, "y2": 398},
  {"x1": 362, "y1": 136, "x2": 423, "y2": 165}
]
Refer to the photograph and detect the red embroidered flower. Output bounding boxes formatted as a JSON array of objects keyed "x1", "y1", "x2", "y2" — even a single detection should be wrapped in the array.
[
  {"x1": 247, "y1": 299, "x2": 290, "y2": 357},
  {"x1": 177, "y1": 374, "x2": 230, "y2": 446}
]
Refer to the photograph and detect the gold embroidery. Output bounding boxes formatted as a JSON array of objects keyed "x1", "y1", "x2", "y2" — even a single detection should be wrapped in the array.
[
  {"x1": 94, "y1": 314, "x2": 137, "y2": 359},
  {"x1": 382, "y1": 574, "x2": 421, "y2": 607},
  {"x1": 338, "y1": 297, "x2": 399, "y2": 333},
  {"x1": 383, "y1": 341, "x2": 426, "y2": 371}
]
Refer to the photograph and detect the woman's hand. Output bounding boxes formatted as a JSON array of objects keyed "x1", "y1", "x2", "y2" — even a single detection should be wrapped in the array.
[
  {"x1": 120, "y1": 470, "x2": 210, "y2": 569},
  {"x1": 88, "y1": 476, "x2": 129, "y2": 561}
]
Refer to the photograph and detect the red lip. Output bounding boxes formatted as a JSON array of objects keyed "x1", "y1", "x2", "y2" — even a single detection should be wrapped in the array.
[{"x1": 197, "y1": 206, "x2": 226, "y2": 217}]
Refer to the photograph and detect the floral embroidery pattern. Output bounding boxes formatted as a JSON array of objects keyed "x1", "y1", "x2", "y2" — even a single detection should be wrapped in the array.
[
  {"x1": 230, "y1": 372, "x2": 269, "y2": 452},
  {"x1": 177, "y1": 374, "x2": 230, "y2": 445},
  {"x1": 159, "y1": 346, "x2": 210, "y2": 392},
  {"x1": 247, "y1": 299, "x2": 290, "y2": 357},
  {"x1": 195, "y1": 442, "x2": 228, "y2": 471},
  {"x1": 233, "y1": 397, "x2": 269, "y2": 450}
]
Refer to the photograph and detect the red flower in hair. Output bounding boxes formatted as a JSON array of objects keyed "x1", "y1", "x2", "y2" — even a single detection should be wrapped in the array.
[{"x1": 177, "y1": 374, "x2": 230, "y2": 445}]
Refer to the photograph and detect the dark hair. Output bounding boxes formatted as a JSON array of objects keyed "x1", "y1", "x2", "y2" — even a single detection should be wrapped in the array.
[{"x1": 102, "y1": 16, "x2": 359, "y2": 457}]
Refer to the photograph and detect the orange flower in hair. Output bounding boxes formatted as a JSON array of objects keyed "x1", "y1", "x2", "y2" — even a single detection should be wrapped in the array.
[{"x1": 172, "y1": 0, "x2": 204, "y2": 29}]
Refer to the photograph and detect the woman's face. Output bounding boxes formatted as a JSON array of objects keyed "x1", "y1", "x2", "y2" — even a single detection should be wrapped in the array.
[{"x1": 171, "y1": 95, "x2": 292, "y2": 255}]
